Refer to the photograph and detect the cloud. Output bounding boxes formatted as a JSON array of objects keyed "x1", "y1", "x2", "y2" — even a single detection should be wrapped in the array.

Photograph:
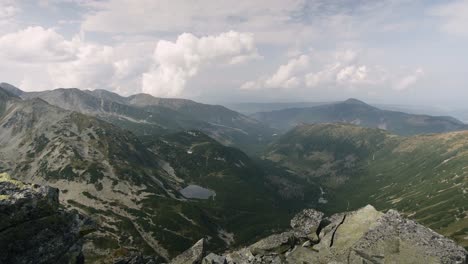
[
  {"x1": 81, "y1": 0, "x2": 304, "y2": 33},
  {"x1": 430, "y1": 0, "x2": 468, "y2": 36},
  {"x1": 0, "y1": 26, "x2": 257, "y2": 96},
  {"x1": 0, "y1": 0, "x2": 19, "y2": 34},
  {"x1": 0, "y1": 26, "x2": 77, "y2": 62},
  {"x1": 47, "y1": 40, "x2": 155, "y2": 93},
  {"x1": 0, "y1": 0, "x2": 18, "y2": 20},
  {"x1": 142, "y1": 31, "x2": 258, "y2": 97},
  {"x1": 47, "y1": 43, "x2": 115, "y2": 89},
  {"x1": 394, "y1": 68, "x2": 424, "y2": 91},
  {"x1": 0, "y1": 25, "x2": 155, "y2": 93},
  {"x1": 242, "y1": 49, "x2": 423, "y2": 92},
  {"x1": 79, "y1": 0, "x2": 312, "y2": 46},
  {"x1": 78, "y1": 0, "x2": 418, "y2": 47},
  {"x1": 241, "y1": 55, "x2": 309, "y2": 90}
]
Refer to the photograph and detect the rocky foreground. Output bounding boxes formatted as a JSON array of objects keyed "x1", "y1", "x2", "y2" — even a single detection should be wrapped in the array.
[
  {"x1": 172, "y1": 205, "x2": 467, "y2": 264},
  {"x1": 0, "y1": 173, "x2": 94, "y2": 264},
  {"x1": 1, "y1": 174, "x2": 466, "y2": 264}
]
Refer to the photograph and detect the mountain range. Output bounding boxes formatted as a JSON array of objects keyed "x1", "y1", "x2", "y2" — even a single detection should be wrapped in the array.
[
  {"x1": 1, "y1": 82, "x2": 467, "y2": 262},
  {"x1": 252, "y1": 98, "x2": 468, "y2": 136},
  {"x1": 0, "y1": 84, "x2": 316, "y2": 262},
  {"x1": 2, "y1": 84, "x2": 273, "y2": 154}
]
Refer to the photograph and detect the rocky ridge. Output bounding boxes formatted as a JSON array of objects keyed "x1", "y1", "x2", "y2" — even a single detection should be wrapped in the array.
[
  {"x1": 172, "y1": 205, "x2": 467, "y2": 264},
  {"x1": 0, "y1": 173, "x2": 94, "y2": 264}
]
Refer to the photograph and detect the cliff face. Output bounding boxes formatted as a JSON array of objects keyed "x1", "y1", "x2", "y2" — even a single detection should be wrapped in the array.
[
  {"x1": 0, "y1": 173, "x2": 94, "y2": 264},
  {"x1": 173, "y1": 205, "x2": 467, "y2": 264}
]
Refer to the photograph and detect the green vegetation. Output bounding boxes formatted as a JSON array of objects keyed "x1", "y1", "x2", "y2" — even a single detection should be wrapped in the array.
[
  {"x1": 144, "y1": 130, "x2": 317, "y2": 250},
  {"x1": 265, "y1": 123, "x2": 468, "y2": 248}
]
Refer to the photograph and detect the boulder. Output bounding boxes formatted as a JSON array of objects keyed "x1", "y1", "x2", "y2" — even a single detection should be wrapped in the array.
[
  {"x1": 349, "y1": 209, "x2": 467, "y2": 264},
  {"x1": 201, "y1": 253, "x2": 226, "y2": 264},
  {"x1": 197, "y1": 205, "x2": 467, "y2": 264},
  {"x1": 249, "y1": 231, "x2": 297, "y2": 256}
]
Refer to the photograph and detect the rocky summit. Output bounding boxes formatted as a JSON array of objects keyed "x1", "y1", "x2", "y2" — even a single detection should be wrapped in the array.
[
  {"x1": 0, "y1": 173, "x2": 94, "y2": 264},
  {"x1": 173, "y1": 205, "x2": 467, "y2": 264}
]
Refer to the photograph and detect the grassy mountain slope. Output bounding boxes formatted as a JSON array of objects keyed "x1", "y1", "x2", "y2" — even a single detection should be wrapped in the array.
[
  {"x1": 142, "y1": 130, "x2": 320, "y2": 245},
  {"x1": 0, "y1": 87, "x2": 316, "y2": 262},
  {"x1": 18, "y1": 85, "x2": 274, "y2": 153},
  {"x1": 0, "y1": 88, "x2": 195, "y2": 261},
  {"x1": 253, "y1": 98, "x2": 467, "y2": 136},
  {"x1": 264, "y1": 123, "x2": 468, "y2": 248}
]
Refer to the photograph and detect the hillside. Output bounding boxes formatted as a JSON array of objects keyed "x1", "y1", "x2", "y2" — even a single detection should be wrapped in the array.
[
  {"x1": 141, "y1": 131, "x2": 320, "y2": 247},
  {"x1": 0, "y1": 87, "x2": 190, "y2": 261},
  {"x1": 0, "y1": 86, "x2": 316, "y2": 262},
  {"x1": 14, "y1": 84, "x2": 274, "y2": 153},
  {"x1": 253, "y1": 98, "x2": 468, "y2": 136},
  {"x1": 264, "y1": 123, "x2": 468, "y2": 248}
]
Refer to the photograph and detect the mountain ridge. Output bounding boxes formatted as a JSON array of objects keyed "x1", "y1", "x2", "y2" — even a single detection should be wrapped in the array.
[
  {"x1": 0, "y1": 85, "x2": 315, "y2": 262},
  {"x1": 252, "y1": 98, "x2": 467, "y2": 136},
  {"x1": 4, "y1": 83, "x2": 275, "y2": 154}
]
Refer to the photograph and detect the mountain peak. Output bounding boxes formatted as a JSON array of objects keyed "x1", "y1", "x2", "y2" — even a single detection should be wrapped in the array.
[
  {"x1": 342, "y1": 98, "x2": 368, "y2": 105},
  {"x1": 0, "y1": 82, "x2": 23, "y2": 96}
]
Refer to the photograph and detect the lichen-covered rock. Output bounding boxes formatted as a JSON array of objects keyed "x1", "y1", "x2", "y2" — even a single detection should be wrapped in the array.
[
  {"x1": 249, "y1": 231, "x2": 297, "y2": 256},
  {"x1": 290, "y1": 208, "x2": 324, "y2": 236},
  {"x1": 190, "y1": 205, "x2": 467, "y2": 264},
  {"x1": 349, "y1": 209, "x2": 467, "y2": 264},
  {"x1": 201, "y1": 253, "x2": 226, "y2": 264},
  {"x1": 0, "y1": 173, "x2": 94, "y2": 264},
  {"x1": 170, "y1": 238, "x2": 206, "y2": 264}
]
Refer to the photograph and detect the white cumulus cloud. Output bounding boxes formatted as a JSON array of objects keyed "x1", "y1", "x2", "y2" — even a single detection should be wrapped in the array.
[
  {"x1": 0, "y1": 26, "x2": 77, "y2": 62},
  {"x1": 243, "y1": 49, "x2": 423, "y2": 92},
  {"x1": 47, "y1": 43, "x2": 115, "y2": 89},
  {"x1": 241, "y1": 55, "x2": 309, "y2": 90},
  {"x1": 142, "y1": 31, "x2": 258, "y2": 97}
]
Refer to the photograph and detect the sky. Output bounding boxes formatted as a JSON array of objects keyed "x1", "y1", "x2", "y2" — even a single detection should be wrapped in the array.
[{"x1": 0, "y1": 0, "x2": 467, "y2": 106}]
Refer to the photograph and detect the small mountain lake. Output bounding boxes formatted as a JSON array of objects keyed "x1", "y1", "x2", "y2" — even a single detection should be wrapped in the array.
[{"x1": 180, "y1": 185, "x2": 216, "y2": 199}]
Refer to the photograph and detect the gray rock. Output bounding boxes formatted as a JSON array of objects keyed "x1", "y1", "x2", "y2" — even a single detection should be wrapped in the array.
[
  {"x1": 202, "y1": 253, "x2": 226, "y2": 264},
  {"x1": 290, "y1": 208, "x2": 324, "y2": 236},
  {"x1": 171, "y1": 238, "x2": 206, "y2": 264},
  {"x1": 350, "y1": 209, "x2": 467, "y2": 264},
  {"x1": 195, "y1": 205, "x2": 468, "y2": 264},
  {"x1": 0, "y1": 173, "x2": 94, "y2": 264},
  {"x1": 249, "y1": 231, "x2": 297, "y2": 256},
  {"x1": 301, "y1": 240, "x2": 311, "y2": 247}
]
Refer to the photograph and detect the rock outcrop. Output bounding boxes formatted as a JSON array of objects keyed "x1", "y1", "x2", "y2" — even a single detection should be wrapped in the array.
[
  {"x1": 178, "y1": 205, "x2": 467, "y2": 264},
  {"x1": 0, "y1": 173, "x2": 94, "y2": 264},
  {"x1": 170, "y1": 238, "x2": 206, "y2": 264}
]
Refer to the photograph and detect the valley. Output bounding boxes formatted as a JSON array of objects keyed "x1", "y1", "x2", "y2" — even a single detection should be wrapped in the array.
[
  {"x1": 3, "y1": 2, "x2": 468, "y2": 263},
  {"x1": 264, "y1": 123, "x2": 468, "y2": 248},
  {"x1": 1, "y1": 83, "x2": 467, "y2": 263}
]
